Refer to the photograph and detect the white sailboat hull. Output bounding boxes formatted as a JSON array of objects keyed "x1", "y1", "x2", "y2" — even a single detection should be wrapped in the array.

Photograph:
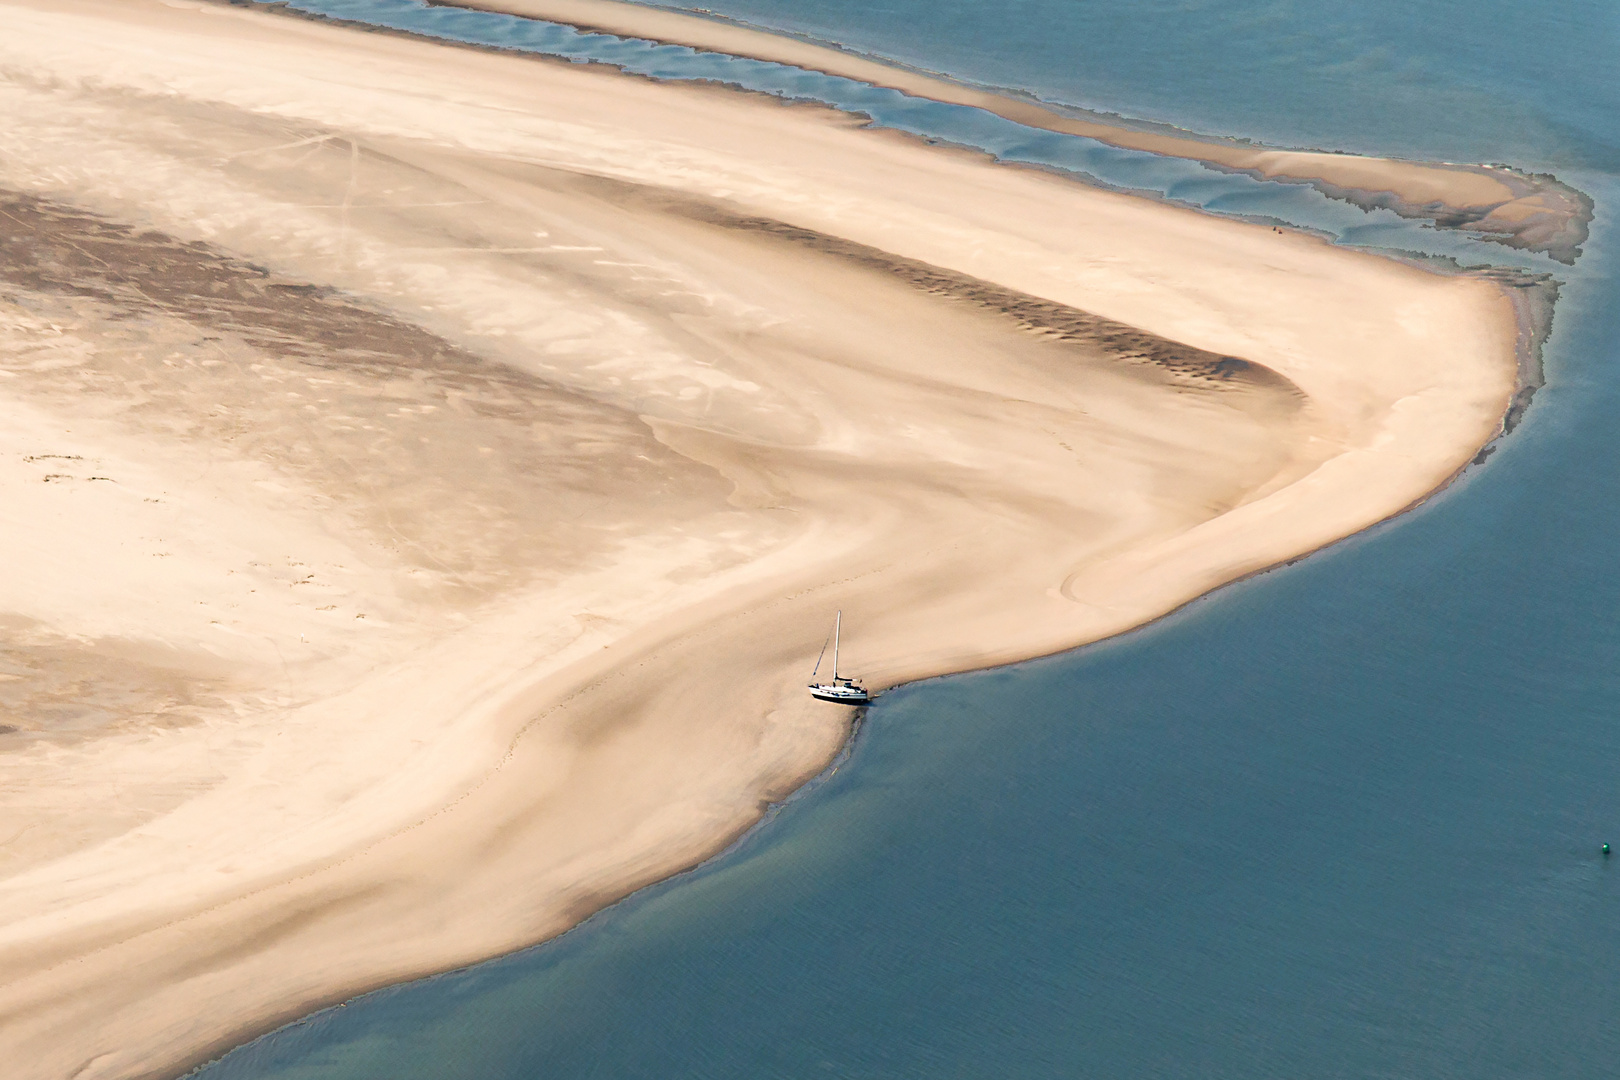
[
  {"x1": 808, "y1": 609, "x2": 870, "y2": 703},
  {"x1": 809, "y1": 682, "x2": 871, "y2": 704}
]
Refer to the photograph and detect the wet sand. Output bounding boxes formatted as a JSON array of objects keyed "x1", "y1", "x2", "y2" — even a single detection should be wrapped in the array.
[{"x1": 0, "y1": 1, "x2": 1518, "y2": 1077}]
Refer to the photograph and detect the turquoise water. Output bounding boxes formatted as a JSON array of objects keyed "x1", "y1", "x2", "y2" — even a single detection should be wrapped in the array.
[
  {"x1": 196, "y1": 2, "x2": 1620, "y2": 1077},
  {"x1": 663, "y1": 0, "x2": 1620, "y2": 174}
]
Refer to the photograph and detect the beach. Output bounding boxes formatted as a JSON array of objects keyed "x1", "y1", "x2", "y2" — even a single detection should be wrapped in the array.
[{"x1": 0, "y1": 1, "x2": 1520, "y2": 1077}]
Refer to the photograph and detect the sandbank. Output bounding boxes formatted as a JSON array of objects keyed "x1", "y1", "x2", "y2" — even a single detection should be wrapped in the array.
[
  {"x1": 443, "y1": 0, "x2": 1591, "y2": 262},
  {"x1": 0, "y1": 1, "x2": 1520, "y2": 1077}
]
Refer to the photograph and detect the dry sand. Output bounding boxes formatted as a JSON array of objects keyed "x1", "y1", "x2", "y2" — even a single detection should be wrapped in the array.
[{"x1": 0, "y1": 1, "x2": 1519, "y2": 1077}]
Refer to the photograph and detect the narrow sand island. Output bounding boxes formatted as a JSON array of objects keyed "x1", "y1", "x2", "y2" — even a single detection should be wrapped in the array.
[
  {"x1": 460, "y1": 0, "x2": 1591, "y2": 262},
  {"x1": 0, "y1": 1, "x2": 1521, "y2": 1077}
]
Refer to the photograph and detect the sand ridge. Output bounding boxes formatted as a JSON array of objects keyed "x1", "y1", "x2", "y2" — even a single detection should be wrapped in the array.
[
  {"x1": 0, "y1": 1, "x2": 1518, "y2": 1077},
  {"x1": 439, "y1": 0, "x2": 1591, "y2": 262}
]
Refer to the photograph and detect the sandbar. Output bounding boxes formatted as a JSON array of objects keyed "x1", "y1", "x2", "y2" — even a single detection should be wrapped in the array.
[
  {"x1": 0, "y1": 1, "x2": 1520, "y2": 1077},
  {"x1": 446, "y1": 0, "x2": 1591, "y2": 262}
]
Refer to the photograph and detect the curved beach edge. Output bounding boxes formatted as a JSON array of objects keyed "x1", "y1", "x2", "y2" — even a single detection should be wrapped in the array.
[
  {"x1": 167, "y1": 263, "x2": 1543, "y2": 1080},
  {"x1": 0, "y1": 3, "x2": 1533, "y2": 1079}
]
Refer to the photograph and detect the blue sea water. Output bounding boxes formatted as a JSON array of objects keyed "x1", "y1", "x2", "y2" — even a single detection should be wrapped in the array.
[{"x1": 196, "y1": 1, "x2": 1620, "y2": 1077}]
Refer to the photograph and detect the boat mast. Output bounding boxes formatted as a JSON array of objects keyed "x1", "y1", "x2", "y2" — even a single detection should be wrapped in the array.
[{"x1": 832, "y1": 610, "x2": 842, "y2": 682}]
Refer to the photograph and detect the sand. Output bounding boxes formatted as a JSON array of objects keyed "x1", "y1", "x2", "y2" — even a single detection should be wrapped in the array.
[
  {"x1": 453, "y1": 0, "x2": 1591, "y2": 262},
  {"x1": 0, "y1": 1, "x2": 1518, "y2": 1077}
]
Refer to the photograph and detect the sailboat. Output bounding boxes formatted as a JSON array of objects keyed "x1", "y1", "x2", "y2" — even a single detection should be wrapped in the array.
[{"x1": 808, "y1": 610, "x2": 872, "y2": 704}]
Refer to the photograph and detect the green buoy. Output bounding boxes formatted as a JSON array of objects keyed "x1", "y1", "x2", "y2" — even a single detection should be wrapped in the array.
[{"x1": 1604, "y1": 844, "x2": 1611, "y2": 858}]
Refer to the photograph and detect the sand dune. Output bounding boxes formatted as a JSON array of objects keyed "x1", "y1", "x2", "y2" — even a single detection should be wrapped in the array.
[{"x1": 0, "y1": 1, "x2": 1518, "y2": 1077}]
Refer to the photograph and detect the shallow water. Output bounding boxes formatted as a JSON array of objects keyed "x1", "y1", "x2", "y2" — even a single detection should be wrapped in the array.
[
  {"x1": 197, "y1": 1, "x2": 1620, "y2": 1077},
  {"x1": 268, "y1": 0, "x2": 1567, "y2": 272}
]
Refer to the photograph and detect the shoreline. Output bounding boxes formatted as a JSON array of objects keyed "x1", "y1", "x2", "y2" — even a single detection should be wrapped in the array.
[
  {"x1": 0, "y1": 2, "x2": 1530, "y2": 1078},
  {"x1": 182, "y1": 258, "x2": 1550, "y2": 1076},
  {"x1": 425, "y1": 0, "x2": 1592, "y2": 263},
  {"x1": 189, "y1": 255, "x2": 1559, "y2": 1076}
]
